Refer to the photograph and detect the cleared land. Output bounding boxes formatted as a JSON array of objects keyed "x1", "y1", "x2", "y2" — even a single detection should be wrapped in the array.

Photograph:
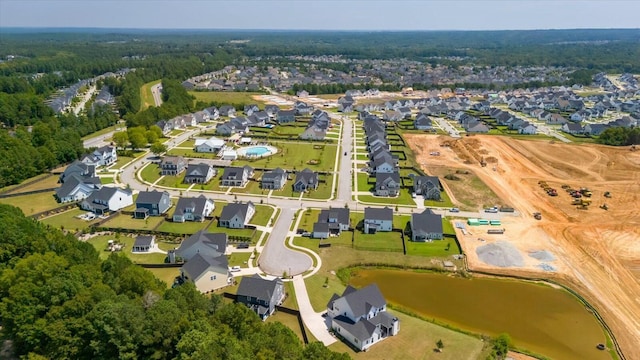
[
  {"x1": 0, "y1": 191, "x2": 60, "y2": 216},
  {"x1": 189, "y1": 91, "x2": 266, "y2": 107},
  {"x1": 405, "y1": 134, "x2": 640, "y2": 358}
]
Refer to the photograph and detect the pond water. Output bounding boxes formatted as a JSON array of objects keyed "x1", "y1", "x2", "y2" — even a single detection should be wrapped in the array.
[{"x1": 350, "y1": 269, "x2": 610, "y2": 360}]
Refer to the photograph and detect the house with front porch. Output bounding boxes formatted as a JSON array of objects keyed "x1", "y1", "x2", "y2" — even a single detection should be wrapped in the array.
[
  {"x1": 412, "y1": 175, "x2": 441, "y2": 200},
  {"x1": 293, "y1": 168, "x2": 319, "y2": 192},
  {"x1": 327, "y1": 284, "x2": 400, "y2": 351},
  {"x1": 218, "y1": 201, "x2": 255, "y2": 228},
  {"x1": 374, "y1": 172, "x2": 400, "y2": 197},
  {"x1": 160, "y1": 156, "x2": 187, "y2": 175},
  {"x1": 184, "y1": 163, "x2": 216, "y2": 184},
  {"x1": 135, "y1": 190, "x2": 172, "y2": 218},
  {"x1": 80, "y1": 187, "x2": 133, "y2": 215},
  {"x1": 220, "y1": 166, "x2": 253, "y2": 187},
  {"x1": 312, "y1": 208, "x2": 350, "y2": 238},
  {"x1": 80, "y1": 145, "x2": 117, "y2": 167},
  {"x1": 173, "y1": 195, "x2": 215, "y2": 223},
  {"x1": 261, "y1": 167, "x2": 287, "y2": 190}
]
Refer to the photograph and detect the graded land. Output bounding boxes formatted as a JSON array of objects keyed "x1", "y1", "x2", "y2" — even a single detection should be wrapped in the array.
[{"x1": 405, "y1": 134, "x2": 640, "y2": 358}]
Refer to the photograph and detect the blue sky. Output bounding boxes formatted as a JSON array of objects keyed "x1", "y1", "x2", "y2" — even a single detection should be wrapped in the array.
[{"x1": 1, "y1": 0, "x2": 639, "y2": 30}]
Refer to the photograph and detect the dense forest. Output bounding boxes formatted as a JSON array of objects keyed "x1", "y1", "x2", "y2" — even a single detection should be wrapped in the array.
[
  {"x1": 0, "y1": 29, "x2": 639, "y2": 187},
  {"x1": 0, "y1": 204, "x2": 349, "y2": 359}
]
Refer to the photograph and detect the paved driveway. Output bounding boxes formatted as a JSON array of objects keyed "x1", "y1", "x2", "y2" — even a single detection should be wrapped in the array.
[{"x1": 258, "y1": 207, "x2": 312, "y2": 276}]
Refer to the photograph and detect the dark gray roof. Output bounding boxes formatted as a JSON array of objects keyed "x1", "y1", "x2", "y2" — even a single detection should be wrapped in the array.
[
  {"x1": 333, "y1": 315, "x2": 377, "y2": 342},
  {"x1": 237, "y1": 274, "x2": 283, "y2": 302},
  {"x1": 313, "y1": 222, "x2": 330, "y2": 233},
  {"x1": 134, "y1": 235, "x2": 154, "y2": 247},
  {"x1": 364, "y1": 207, "x2": 393, "y2": 222},
  {"x1": 262, "y1": 167, "x2": 286, "y2": 181},
  {"x1": 414, "y1": 175, "x2": 440, "y2": 189},
  {"x1": 136, "y1": 190, "x2": 169, "y2": 205},
  {"x1": 185, "y1": 163, "x2": 212, "y2": 178},
  {"x1": 87, "y1": 187, "x2": 130, "y2": 203},
  {"x1": 369, "y1": 311, "x2": 397, "y2": 328},
  {"x1": 411, "y1": 209, "x2": 443, "y2": 234},
  {"x1": 375, "y1": 171, "x2": 400, "y2": 185},
  {"x1": 174, "y1": 195, "x2": 211, "y2": 217},
  {"x1": 220, "y1": 202, "x2": 253, "y2": 222},
  {"x1": 221, "y1": 166, "x2": 252, "y2": 180},
  {"x1": 294, "y1": 168, "x2": 318, "y2": 185},
  {"x1": 177, "y1": 230, "x2": 227, "y2": 258},
  {"x1": 317, "y1": 208, "x2": 350, "y2": 226},
  {"x1": 182, "y1": 253, "x2": 228, "y2": 280},
  {"x1": 55, "y1": 175, "x2": 101, "y2": 198},
  {"x1": 340, "y1": 284, "x2": 386, "y2": 318}
]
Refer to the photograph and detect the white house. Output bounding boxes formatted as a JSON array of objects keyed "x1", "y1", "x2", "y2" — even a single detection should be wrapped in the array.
[
  {"x1": 195, "y1": 137, "x2": 225, "y2": 153},
  {"x1": 518, "y1": 123, "x2": 537, "y2": 135},
  {"x1": 218, "y1": 202, "x2": 255, "y2": 228},
  {"x1": 327, "y1": 284, "x2": 400, "y2": 351},
  {"x1": 80, "y1": 187, "x2": 133, "y2": 215}
]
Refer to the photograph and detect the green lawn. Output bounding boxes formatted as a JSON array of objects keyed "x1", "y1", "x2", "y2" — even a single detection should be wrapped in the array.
[
  {"x1": 140, "y1": 163, "x2": 162, "y2": 183},
  {"x1": 271, "y1": 125, "x2": 306, "y2": 137},
  {"x1": 147, "y1": 267, "x2": 180, "y2": 288},
  {"x1": 233, "y1": 142, "x2": 338, "y2": 172},
  {"x1": 328, "y1": 311, "x2": 485, "y2": 360},
  {"x1": 270, "y1": 174, "x2": 333, "y2": 200},
  {"x1": 0, "y1": 174, "x2": 59, "y2": 194},
  {"x1": 140, "y1": 79, "x2": 162, "y2": 111},
  {"x1": 424, "y1": 189, "x2": 455, "y2": 208},
  {"x1": 356, "y1": 172, "x2": 373, "y2": 192},
  {"x1": 189, "y1": 91, "x2": 266, "y2": 106},
  {"x1": 100, "y1": 214, "x2": 165, "y2": 231},
  {"x1": 251, "y1": 204, "x2": 275, "y2": 226},
  {"x1": 81, "y1": 124, "x2": 124, "y2": 140},
  {"x1": 87, "y1": 235, "x2": 169, "y2": 263},
  {"x1": 206, "y1": 222, "x2": 260, "y2": 243},
  {"x1": 358, "y1": 189, "x2": 416, "y2": 206},
  {"x1": 229, "y1": 178, "x2": 264, "y2": 195},
  {"x1": 354, "y1": 231, "x2": 404, "y2": 252},
  {"x1": 0, "y1": 191, "x2": 60, "y2": 216},
  {"x1": 111, "y1": 151, "x2": 146, "y2": 170},
  {"x1": 265, "y1": 311, "x2": 306, "y2": 344},
  {"x1": 176, "y1": 139, "x2": 196, "y2": 148},
  {"x1": 156, "y1": 220, "x2": 210, "y2": 235},
  {"x1": 561, "y1": 133, "x2": 597, "y2": 143},
  {"x1": 405, "y1": 237, "x2": 461, "y2": 257},
  {"x1": 40, "y1": 208, "x2": 100, "y2": 231},
  {"x1": 227, "y1": 252, "x2": 252, "y2": 268},
  {"x1": 166, "y1": 148, "x2": 218, "y2": 159}
]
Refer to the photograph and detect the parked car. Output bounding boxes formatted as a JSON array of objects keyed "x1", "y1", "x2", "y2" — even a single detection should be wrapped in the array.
[
  {"x1": 236, "y1": 243, "x2": 250, "y2": 249},
  {"x1": 301, "y1": 232, "x2": 312, "y2": 237},
  {"x1": 450, "y1": 208, "x2": 460, "y2": 213},
  {"x1": 229, "y1": 266, "x2": 241, "y2": 272}
]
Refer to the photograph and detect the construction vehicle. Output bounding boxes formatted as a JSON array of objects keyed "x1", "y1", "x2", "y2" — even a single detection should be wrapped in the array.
[
  {"x1": 604, "y1": 191, "x2": 612, "y2": 198},
  {"x1": 533, "y1": 212, "x2": 542, "y2": 220},
  {"x1": 561, "y1": 184, "x2": 570, "y2": 190},
  {"x1": 577, "y1": 204, "x2": 589, "y2": 210},
  {"x1": 547, "y1": 188, "x2": 558, "y2": 196},
  {"x1": 600, "y1": 204, "x2": 609, "y2": 210},
  {"x1": 580, "y1": 188, "x2": 592, "y2": 197},
  {"x1": 572, "y1": 198, "x2": 592, "y2": 206},
  {"x1": 480, "y1": 156, "x2": 487, "y2": 167}
]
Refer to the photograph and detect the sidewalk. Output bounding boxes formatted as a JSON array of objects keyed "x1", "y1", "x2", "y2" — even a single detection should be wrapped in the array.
[{"x1": 292, "y1": 275, "x2": 337, "y2": 346}]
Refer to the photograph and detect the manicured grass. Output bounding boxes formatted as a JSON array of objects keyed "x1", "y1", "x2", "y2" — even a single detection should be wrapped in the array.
[
  {"x1": 229, "y1": 178, "x2": 264, "y2": 195},
  {"x1": 424, "y1": 189, "x2": 455, "y2": 208},
  {"x1": 251, "y1": 204, "x2": 275, "y2": 226},
  {"x1": 405, "y1": 237, "x2": 461, "y2": 257},
  {"x1": 111, "y1": 151, "x2": 146, "y2": 169},
  {"x1": 270, "y1": 174, "x2": 333, "y2": 200},
  {"x1": 354, "y1": 231, "x2": 404, "y2": 252},
  {"x1": 327, "y1": 311, "x2": 484, "y2": 360},
  {"x1": 101, "y1": 214, "x2": 165, "y2": 231},
  {"x1": 0, "y1": 191, "x2": 60, "y2": 216},
  {"x1": 265, "y1": 311, "x2": 305, "y2": 344},
  {"x1": 271, "y1": 125, "x2": 306, "y2": 136},
  {"x1": 87, "y1": 234, "x2": 169, "y2": 263},
  {"x1": 206, "y1": 222, "x2": 260, "y2": 243},
  {"x1": 227, "y1": 252, "x2": 252, "y2": 268},
  {"x1": 99, "y1": 176, "x2": 115, "y2": 184},
  {"x1": 166, "y1": 148, "x2": 218, "y2": 159},
  {"x1": 356, "y1": 154, "x2": 369, "y2": 161},
  {"x1": 169, "y1": 129, "x2": 184, "y2": 136},
  {"x1": 189, "y1": 91, "x2": 266, "y2": 106},
  {"x1": 233, "y1": 142, "x2": 338, "y2": 172},
  {"x1": 1, "y1": 174, "x2": 59, "y2": 194},
  {"x1": 156, "y1": 220, "x2": 210, "y2": 235},
  {"x1": 356, "y1": 172, "x2": 373, "y2": 192},
  {"x1": 140, "y1": 163, "x2": 162, "y2": 183},
  {"x1": 176, "y1": 139, "x2": 195, "y2": 148},
  {"x1": 0, "y1": 173, "x2": 53, "y2": 194},
  {"x1": 140, "y1": 79, "x2": 161, "y2": 110},
  {"x1": 358, "y1": 189, "x2": 416, "y2": 206},
  {"x1": 40, "y1": 208, "x2": 100, "y2": 231},
  {"x1": 561, "y1": 133, "x2": 597, "y2": 143},
  {"x1": 81, "y1": 124, "x2": 124, "y2": 140},
  {"x1": 156, "y1": 172, "x2": 191, "y2": 189},
  {"x1": 147, "y1": 267, "x2": 180, "y2": 288}
]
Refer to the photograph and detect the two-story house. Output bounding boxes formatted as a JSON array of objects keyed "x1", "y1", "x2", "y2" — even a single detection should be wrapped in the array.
[
  {"x1": 134, "y1": 190, "x2": 172, "y2": 218},
  {"x1": 261, "y1": 167, "x2": 287, "y2": 190},
  {"x1": 312, "y1": 208, "x2": 350, "y2": 239},
  {"x1": 80, "y1": 187, "x2": 133, "y2": 215},
  {"x1": 293, "y1": 168, "x2": 319, "y2": 192},
  {"x1": 218, "y1": 201, "x2": 255, "y2": 228},
  {"x1": 160, "y1": 156, "x2": 187, "y2": 176},
  {"x1": 183, "y1": 163, "x2": 216, "y2": 184},
  {"x1": 327, "y1": 284, "x2": 400, "y2": 351},
  {"x1": 410, "y1": 209, "x2": 443, "y2": 241},
  {"x1": 220, "y1": 166, "x2": 253, "y2": 187},
  {"x1": 236, "y1": 275, "x2": 285, "y2": 320},
  {"x1": 173, "y1": 195, "x2": 215, "y2": 223},
  {"x1": 363, "y1": 207, "x2": 393, "y2": 234}
]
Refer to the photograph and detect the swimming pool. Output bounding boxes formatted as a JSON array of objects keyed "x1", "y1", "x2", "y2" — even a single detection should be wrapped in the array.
[{"x1": 237, "y1": 145, "x2": 278, "y2": 157}]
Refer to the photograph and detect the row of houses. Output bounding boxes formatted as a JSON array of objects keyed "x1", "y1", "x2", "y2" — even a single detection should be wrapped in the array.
[
  {"x1": 299, "y1": 109, "x2": 331, "y2": 141},
  {"x1": 561, "y1": 115, "x2": 639, "y2": 136},
  {"x1": 482, "y1": 108, "x2": 538, "y2": 134},
  {"x1": 362, "y1": 113, "x2": 400, "y2": 197}
]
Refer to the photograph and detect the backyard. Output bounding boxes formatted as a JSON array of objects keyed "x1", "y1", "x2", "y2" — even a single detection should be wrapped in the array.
[
  {"x1": 100, "y1": 214, "x2": 165, "y2": 231},
  {"x1": 40, "y1": 208, "x2": 100, "y2": 231},
  {"x1": 0, "y1": 191, "x2": 61, "y2": 216},
  {"x1": 86, "y1": 234, "x2": 174, "y2": 263}
]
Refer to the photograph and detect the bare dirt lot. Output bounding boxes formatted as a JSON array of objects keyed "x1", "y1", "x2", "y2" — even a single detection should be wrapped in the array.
[{"x1": 405, "y1": 134, "x2": 640, "y2": 359}]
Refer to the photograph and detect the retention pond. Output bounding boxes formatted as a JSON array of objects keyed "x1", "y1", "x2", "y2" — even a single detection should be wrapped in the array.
[{"x1": 349, "y1": 269, "x2": 610, "y2": 360}]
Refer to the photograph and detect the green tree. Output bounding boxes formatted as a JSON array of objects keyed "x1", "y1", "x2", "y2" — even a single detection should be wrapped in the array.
[
  {"x1": 112, "y1": 131, "x2": 129, "y2": 150},
  {"x1": 150, "y1": 141, "x2": 167, "y2": 155}
]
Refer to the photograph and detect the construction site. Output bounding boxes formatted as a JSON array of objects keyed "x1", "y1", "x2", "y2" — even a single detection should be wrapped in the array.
[{"x1": 404, "y1": 133, "x2": 640, "y2": 359}]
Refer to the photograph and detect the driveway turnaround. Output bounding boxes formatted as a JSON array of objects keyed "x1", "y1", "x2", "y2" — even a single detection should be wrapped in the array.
[
  {"x1": 293, "y1": 275, "x2": 337, "y2": 346},
  {"x1": 258, "y1": 207, "x2": 312, "y2": 276}
]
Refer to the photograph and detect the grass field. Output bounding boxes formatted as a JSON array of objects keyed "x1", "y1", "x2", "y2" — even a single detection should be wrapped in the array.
[
  {"x1": 140, "y1": 163, "x2": 162, "y2": 183},
  {"x1": 0, "y1": 173, "x2": 54, "y2": 194},
  {"x1": 110, "y1": 151, "x2": 146, "y2": 170},
  {"x1": 270, "y1": 174, "x2": 333, "y2": 200},
  {"x1": 356, "y1": 172, "x2": 373, "y2": 192},
  {"x1": 0, "y1": 191, "x2": 61, "y2": 215},
  {"x1": 234, "y1": 142, "x2": 338, "y2": 172},
  {"x1": 561, "y1": 132, "x2": 598, "y2": 143},
  {"x1": 327, "y1": 311, "x2": 485, "y2": 360},
  {"x1": 358, "y1": 189, "x2": 416, "y2": 206},
  {"x1": 189, "y1": 91, "x2": 266, "y2": 107},
  {"x1": 156, "y1": 220, "x2": 210, "y2": 235},
  {"x1": 147, "y1": 267, "x2": 180, "y2": 288},
  {"x1": 156, "y1": 173, "x2": 191, "y2": 189},
  {"x1": 265, "y1": 311, "x2": 306, "y2": 344},
  {"x1": 2, "y1": 175, "x2": 59, "y2": 194},
  {"x1": 81, "y1": 123, "x2": 124, "y2": 140},
  {"x1": 101, "y1": 214, "x2": 165, "y2": 231},
  {"x1": 87, "y1": 234, "x2": 171, "y2": 263},
  {"x1": 251, "y1": 204, "x2": 276, "y2": 226},
  {"x1": 140, "y1": 79, "x2": 161, "y2": 111},
  {"x1": 227, "y1": 252, "x2": 252, "y2": 268},
  {"x1": 354, "y1": 231, "x2": 404, "y2": 252},
  {"x1": 40, "y1": 208, "x2": 100, "y2": 231},
  {"x1": 424, "y1": 189, "x2": 455, "y2": 208},
  {"x1": 405, "y1": 237, "x2": 460, "y2": 257}
]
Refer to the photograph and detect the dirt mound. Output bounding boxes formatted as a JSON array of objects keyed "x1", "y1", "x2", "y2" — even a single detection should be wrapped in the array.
[{"x1": 529, "y1": 250, "x2": 556, "y2": 262}]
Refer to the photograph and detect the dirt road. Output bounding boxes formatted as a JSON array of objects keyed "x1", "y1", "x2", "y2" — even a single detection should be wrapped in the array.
[{"x1": 405, "y1": 134, "x2": 640, "y2": 359}]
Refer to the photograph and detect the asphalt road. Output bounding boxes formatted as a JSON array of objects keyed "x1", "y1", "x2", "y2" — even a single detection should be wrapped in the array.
[
  {"x1": 257, "y1": 207, "x2": 312, "y2": 276},
  {"x1": 83, "y1": 130, "x2": 116, "y2": 149},
  {"x1": 151, "y1": 83, "x2": 163, "y2": 107}
]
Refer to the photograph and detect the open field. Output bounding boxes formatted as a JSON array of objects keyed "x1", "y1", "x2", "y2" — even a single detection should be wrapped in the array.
[
  {"x1": 405, "y1": 133, "x2": 640, "y2": 358},
  {"x1": 189, "y1": 91, "x2": 266, "y2": 107},
  {"x1": 0, "y1": 191, "x2": 60, "y2": 215},
  {"x1": 422, "y1": 165, "x2": 502, "y2": 211},
  {"x1": 233, "y1": 142, "x2": 338, "y2": 172},
  {"x1": 147, "y1": 267, "x2": 180, "y2": 288},
  {"x1": 0, "y1": 174, "x2": 59, "y2": 194},
  {"x1": 40, "y1": 208, "x2": 100, "y2": 231},
  {"x1": 140, "y1": 79, "x2": 161, "y2": 110},
  {"x1": 101, "y1": 214, "x2": 165, "y2": 231}
]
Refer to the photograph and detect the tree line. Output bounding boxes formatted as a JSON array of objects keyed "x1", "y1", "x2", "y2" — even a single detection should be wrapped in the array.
[
  {"x1": 0, "y1": 204, "x2": 350, "y2": 360},
  {"x1": 597, "y1": 127, "x2": 640, "y2": 146}
]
